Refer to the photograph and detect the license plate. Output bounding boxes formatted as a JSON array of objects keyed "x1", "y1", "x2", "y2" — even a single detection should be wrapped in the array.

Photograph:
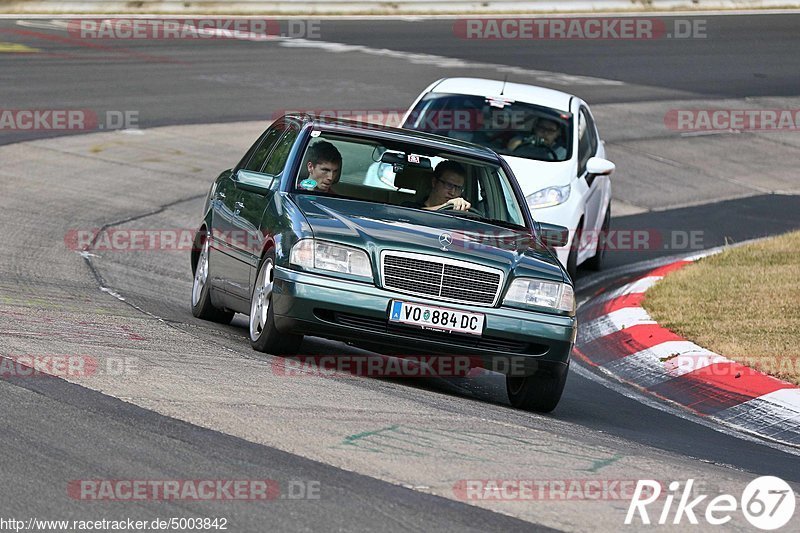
[{"x1": 388, "y1": 300, "x2": 484, "y2": 336}]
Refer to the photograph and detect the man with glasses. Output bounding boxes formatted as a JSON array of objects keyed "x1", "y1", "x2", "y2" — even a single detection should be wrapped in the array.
[
  {"x1": 507, "y1": 116, "x2": 567, "y2": 160},
  {"x1": 420, "y1": 160, "x2": 472, "y2": 211}
]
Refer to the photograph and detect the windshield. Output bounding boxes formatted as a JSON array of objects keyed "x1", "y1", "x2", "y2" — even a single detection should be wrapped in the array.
[
  {"x1": 403, "y1": 93, "x2": 573, "y2": 162},
  {"x1": 293, "y1": 132, "x2": 527, "y2": 228}
]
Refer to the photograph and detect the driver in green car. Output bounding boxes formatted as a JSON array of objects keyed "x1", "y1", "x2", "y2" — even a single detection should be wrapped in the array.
[{"x1": 421, "y1": 160, "x2": 472, "y2": 211}]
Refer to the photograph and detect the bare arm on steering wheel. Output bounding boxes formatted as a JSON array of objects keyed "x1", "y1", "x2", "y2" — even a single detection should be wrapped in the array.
[{"x1": 423, "y1": 197, "x2": 472, "y2": 211}]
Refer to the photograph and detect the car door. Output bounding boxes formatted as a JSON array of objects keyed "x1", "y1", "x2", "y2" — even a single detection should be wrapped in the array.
[
  {"x1": 212, "y1": 123, "x2": 285, "y2": 301},
  {"x1": 233, "y1": 121, "x2": 301, "y2": 296},
  {"x1": 576, "y1": 105, "x2": 603, "y2": 261}
]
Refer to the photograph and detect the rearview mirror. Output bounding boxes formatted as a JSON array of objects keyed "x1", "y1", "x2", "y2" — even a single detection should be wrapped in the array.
[
  {"x1": 537, "y1": 222, "x2": 570, "y2": 248},
  {"x1": 586, "y1": 157, "x2": 615, "y2": 176},
  {"x1": 380, "y1": 151, "x2": 432, "y2": 169}
]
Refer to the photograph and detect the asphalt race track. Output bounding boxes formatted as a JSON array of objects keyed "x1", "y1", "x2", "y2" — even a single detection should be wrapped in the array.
[{"x1": 1, "y1": 13, "x2": 799, "y2": 532}]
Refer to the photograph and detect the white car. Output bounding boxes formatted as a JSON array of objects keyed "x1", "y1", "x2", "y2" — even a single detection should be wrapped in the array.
[{"x1": 400, "y1": 77, "x2": 615, "y2": 279}]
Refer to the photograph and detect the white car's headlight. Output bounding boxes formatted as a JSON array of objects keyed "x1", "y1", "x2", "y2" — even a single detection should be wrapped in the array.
[
  {"x1": 504, "y1": 278, "x2": 575, "y2": 314},
  {"x1": 526, "y1": 184, "x2": 570, "y2": 209},
  {"x1": 289, "y1": 239, "x2": 372, "y2": 279}
]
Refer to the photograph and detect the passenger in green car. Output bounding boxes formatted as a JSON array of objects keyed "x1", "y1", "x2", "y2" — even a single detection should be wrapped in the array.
[{"x1": 302, "y1": 140, "x2": 342, "y2": 193}]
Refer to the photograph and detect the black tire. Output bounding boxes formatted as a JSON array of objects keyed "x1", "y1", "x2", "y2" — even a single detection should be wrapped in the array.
[
  {"x1": 566, "y1": 222, "x2": 581, "y2": 282},
  {"x1": 191, "y1": 233, "x2": 234, "y2": 324},
  {"x1": 585, "y1": 207, "x2": 610, "y2": 271},
  {"x1": 506, "y1": 362, "x2": 569, "y2": 413},
  {"x1": 249, "y1": 256, "x2": 303, "y2": 355}
]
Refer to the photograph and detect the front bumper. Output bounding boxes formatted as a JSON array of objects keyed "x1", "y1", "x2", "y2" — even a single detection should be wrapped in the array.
[{"x1": 272, "y1": 266, "x2": 576, "y2": 376}]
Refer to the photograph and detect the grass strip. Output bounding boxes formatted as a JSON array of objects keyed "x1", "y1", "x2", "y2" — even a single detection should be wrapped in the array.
[{"x1": 644, "y1": 230, "x2": 800, "y2": 386}]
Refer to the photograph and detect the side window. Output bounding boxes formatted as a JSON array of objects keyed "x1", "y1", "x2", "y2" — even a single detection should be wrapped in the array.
[
  {"x1": 243, "y1": 124, "x2": 284, "y2": 172},
  {"x1": 263, "y1": 124, "x2": 300, "y2": 175},
  {"x1": 577, "y1": 108, "x2": 597, "y2": 175}
]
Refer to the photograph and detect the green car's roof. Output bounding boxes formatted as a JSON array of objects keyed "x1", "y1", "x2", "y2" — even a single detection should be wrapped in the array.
[{"x1": 284, "y1": 113, "x2": 503, "y2": 163}]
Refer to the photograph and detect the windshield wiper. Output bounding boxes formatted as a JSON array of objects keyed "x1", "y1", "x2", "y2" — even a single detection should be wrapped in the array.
[{"x1": 460, "y1": 213, "x2": 528, "y2": 231}]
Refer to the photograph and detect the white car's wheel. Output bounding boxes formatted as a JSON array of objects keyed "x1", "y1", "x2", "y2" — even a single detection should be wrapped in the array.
[
  {"x1": 566, "y1": 222, "x2": 581, "y2": 281},
  {"x1": 585, "y1": 207, "x2": 610, "y2": 271}
]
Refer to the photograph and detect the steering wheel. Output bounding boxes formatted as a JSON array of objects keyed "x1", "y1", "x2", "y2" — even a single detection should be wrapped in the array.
[
  {"x1": 512, "y1": 138, "x2": 558, "y2": 161},
  {"x1": 437, "y1": 203, "x2": 483, "y2": 216}
]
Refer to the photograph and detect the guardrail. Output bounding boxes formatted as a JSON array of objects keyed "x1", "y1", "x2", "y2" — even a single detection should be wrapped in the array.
[{"x1": 3, "y1": 0, "x2": 799, "y2": 15}]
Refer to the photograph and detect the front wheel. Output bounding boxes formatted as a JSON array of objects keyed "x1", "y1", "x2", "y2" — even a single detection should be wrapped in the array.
[
  {"x1": 249, "y1": 257, "x2": 302, "y2": 355},
  {"x1": 191, "y1": 235, "x2": 234, "y2": 324},
  {"x1": 506, "y1": 362, "x2": 569, "y2": 413},
  {"x1": 585, "y1": 207, "x2": 610, "y2": 271},
  {"x1": 565, "y1": 223, "x2": 581, "y2": 281}
]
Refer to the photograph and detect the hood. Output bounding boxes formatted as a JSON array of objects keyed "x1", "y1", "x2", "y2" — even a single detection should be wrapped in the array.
[
  {"x1": 292, "y1": 194, "x2": 565, "y2": 283},
  {"x1": 501, "y1": 155, "x2": 574, "y2": 196}
]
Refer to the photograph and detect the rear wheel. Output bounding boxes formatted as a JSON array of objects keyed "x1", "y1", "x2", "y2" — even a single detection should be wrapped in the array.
[
  {"x1": 506, "y1": 363, "x2": 569, "y2": 413},
  {"x1": 191, "y1": 235, "x2": 234, "y2": 324},
  {"x1": 585, "y1": 207, "x2": 610, "y2": 271},
  {"x1": 249, "y1": 256, "x2": 303, "y2": 355}
]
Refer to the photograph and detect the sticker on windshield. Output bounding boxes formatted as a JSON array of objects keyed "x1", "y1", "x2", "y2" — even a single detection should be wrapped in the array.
[
  {"x1": 487, "y1": 97, "x2": 514, "y2": 108},
  {"x1": 407, "y1": 154, "x2": 420, "y2": 163},
  {"x1": 310, "y1": 130, "x2": 321, "y2": 137},
  {"x1": 299, "y1": 178, "x2": 318, "y2": 190}
]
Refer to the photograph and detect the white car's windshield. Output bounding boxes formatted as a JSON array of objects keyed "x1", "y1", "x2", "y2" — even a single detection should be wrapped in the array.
[
  {"x1": 294, "y1": 132, "x2": 527, "y2": 228},
  {"x1": 403, "y1": 93, "x2": 573, "y2": 162}
]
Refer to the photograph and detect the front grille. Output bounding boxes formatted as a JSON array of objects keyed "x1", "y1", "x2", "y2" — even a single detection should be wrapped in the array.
[{"x1": 382, "y1": 252, "x2": 503, "y2": 306}]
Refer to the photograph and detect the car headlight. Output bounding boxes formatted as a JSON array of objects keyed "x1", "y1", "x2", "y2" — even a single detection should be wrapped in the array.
[
  {"x1": 526, "y1": 184, "x2": 570, "y2": 209},
  {"x1": 289, "y1": 239, "x2": 373, "y2": 280},
  {"x1": 504, "y1": 278, "x2": 575, "y2": 314}
]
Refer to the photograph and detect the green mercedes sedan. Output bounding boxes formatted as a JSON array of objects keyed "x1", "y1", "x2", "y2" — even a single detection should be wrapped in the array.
[{"x1": 191, "y1": 114, "x2": 576, "y2": 412}]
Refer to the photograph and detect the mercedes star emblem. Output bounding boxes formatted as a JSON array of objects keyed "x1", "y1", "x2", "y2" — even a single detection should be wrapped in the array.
[{"x1": 439, "y1": 232, "x2": 453, "y2": 251}]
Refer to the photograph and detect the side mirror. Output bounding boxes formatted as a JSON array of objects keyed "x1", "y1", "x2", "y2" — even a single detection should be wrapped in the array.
[
  {"x1": 234, "y1": 169, "x2": 274, "y2": 195},
  {"x1": 586, "y1": 157, "x2": 615, "y2": 176},
  {"x1": 537, "y1": 222, "x2": 570, "y2": 249}
]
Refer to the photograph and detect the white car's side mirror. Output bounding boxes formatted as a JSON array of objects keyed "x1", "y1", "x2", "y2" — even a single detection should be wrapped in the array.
[{"x1": 587, "y1": 157, "x2": 615, "y2": 176}]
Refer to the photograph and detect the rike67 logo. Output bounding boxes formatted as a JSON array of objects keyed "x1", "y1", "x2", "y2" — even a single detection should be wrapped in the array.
[{"x1": 626, "y1": 477, "x2": 795, "y2": 530}]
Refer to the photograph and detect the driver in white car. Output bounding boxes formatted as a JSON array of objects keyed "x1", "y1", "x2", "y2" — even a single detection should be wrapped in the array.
[
  {"x1": 421, "y1": 160, "x2": 472, "y2": 211},
  {"x1": 508, "y1": 117, "x2": 567, "y2": 160}
]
